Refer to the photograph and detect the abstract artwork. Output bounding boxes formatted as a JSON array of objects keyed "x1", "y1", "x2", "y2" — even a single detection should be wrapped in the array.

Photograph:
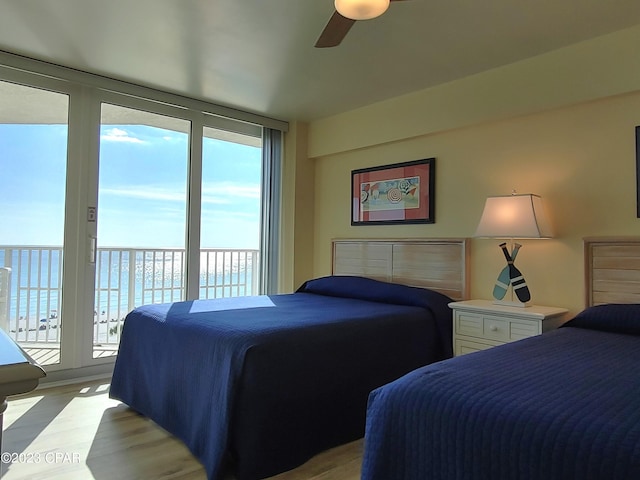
[{"x1": 351, "y1": 158, "x2": 435, "y2": 225}]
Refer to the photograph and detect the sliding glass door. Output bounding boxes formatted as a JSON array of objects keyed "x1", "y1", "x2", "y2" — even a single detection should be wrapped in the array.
[
  {"x1": 199, "y1": 125, "x2": 262, "y2": 299},
  {"x1": 93, "y1": 103, "x2": 190, "y2": 358},
  {"x1": 0, "y1": 79, "x2": 69, "y2": 366}
]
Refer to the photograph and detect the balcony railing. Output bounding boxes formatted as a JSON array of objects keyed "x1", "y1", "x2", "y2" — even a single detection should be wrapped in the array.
[{"x1": 0, "y1": 246, "x2": 260, "y2": 347}]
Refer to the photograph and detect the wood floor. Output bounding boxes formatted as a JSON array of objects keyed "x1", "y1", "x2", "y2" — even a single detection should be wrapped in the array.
[
  {"x1": 1, "y1": 380, "x2": 363, "y2": 480},
  {"x1": 23, "y1": 345, "x2": 118, "y2": 367}
]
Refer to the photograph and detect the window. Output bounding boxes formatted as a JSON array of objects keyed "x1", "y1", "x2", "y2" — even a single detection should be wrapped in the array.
[{"x1": 0, "y1": 79, "x2": 69, "y2": 366}]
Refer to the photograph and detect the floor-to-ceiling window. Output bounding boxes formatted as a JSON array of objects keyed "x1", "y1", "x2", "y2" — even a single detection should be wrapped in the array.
[
  {"x1": 92, "y1": 103, "x2": 191, "y2": 358},
  {"x1": 199, "y1": 125, "x2": 263, "y2": 299},
  {"x1": 0, "y1": 53, "x2": 285, "y2": 376},
  {"x1": 0, "y1": 79, "x2": 69, "y2": 367}
]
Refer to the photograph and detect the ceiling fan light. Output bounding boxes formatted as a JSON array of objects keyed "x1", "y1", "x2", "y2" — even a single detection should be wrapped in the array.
[{"x1": 334, "y1": 0, "x2": 390, "y2": 20}]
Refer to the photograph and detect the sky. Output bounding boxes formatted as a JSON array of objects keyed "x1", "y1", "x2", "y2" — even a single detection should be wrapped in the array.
[{"x1": 0, "y1": 124, "x2": 262, "y2": 250}]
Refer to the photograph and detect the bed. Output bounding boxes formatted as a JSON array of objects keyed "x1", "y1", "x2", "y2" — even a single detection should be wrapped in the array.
[
  {"x1": 361, "y1": 237, "x2": 640, "y2": 480},
  {"x1": 109, "y1": 238, "x2": 469, "y2": 480}
]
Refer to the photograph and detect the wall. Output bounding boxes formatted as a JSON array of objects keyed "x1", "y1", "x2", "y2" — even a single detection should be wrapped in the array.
[
  {"x1": 305, "y1": 23, "x2": 640, "y2": 317},
  {"x1": 280, "y1": 121, "x2": 315, "y2": 292},
  {"x1": 308, "y1": 23, "x2": 640, "y2": 158}
]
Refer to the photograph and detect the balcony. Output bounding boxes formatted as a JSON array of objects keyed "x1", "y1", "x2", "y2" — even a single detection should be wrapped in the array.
[{"x1": 0, "y1": 246, "x2": 260, "y2": 365}]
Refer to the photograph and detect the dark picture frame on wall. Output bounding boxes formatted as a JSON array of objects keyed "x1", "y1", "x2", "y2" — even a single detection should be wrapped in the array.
[
  {"x1": 636, "y1": 126, "x2": 640, "y2": 217},
  {"x1": 351, "y1": 158, "x2": 435, "y2": 225}
]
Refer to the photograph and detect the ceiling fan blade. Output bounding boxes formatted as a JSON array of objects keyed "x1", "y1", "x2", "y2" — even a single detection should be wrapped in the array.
[{"x1": 315, "y1": 11, "x2": 356, "y2": 48}]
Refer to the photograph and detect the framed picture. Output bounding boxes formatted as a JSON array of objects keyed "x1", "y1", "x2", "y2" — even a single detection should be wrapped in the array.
[{"x1": 351, "y1": 158, "x2": 435, "y2": 225}]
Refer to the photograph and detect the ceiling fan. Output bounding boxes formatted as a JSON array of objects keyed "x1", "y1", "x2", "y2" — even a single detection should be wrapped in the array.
[{"x1": 315, "y1": 0, "x2": 409, "y2": 48}]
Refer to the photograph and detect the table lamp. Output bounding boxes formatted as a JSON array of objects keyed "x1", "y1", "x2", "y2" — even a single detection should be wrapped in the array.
[{"x1": 474, "y1": 192, "x2": 552, "y2": 307}]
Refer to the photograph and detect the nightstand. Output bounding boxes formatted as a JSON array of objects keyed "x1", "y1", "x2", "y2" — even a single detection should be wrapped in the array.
[{"x1": 448, "y1": 299, "x2": 568, "y2": 356}]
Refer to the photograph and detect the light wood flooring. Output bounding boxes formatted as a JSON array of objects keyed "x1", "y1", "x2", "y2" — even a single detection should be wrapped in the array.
[
  {"x1": 1, "y1": 380, "x2": 363, "y2": 480},
  {"x1": 23, "y1": 345, "x2": 118, "y2": 367}
]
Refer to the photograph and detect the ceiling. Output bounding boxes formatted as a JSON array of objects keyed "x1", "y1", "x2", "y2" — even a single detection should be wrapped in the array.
[{"x1": 1, "y1": 0, "x2": 640, "y2": 123}]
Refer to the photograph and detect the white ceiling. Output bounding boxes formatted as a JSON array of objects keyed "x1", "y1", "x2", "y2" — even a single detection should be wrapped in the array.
[{"x1": 1, "y1": 0, "x2": 640, "y2": 123}]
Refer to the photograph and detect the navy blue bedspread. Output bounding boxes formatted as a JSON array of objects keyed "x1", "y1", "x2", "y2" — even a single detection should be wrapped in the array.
[
  {"x1": 109, "y1": 276, "x2": 453, "y2": 480},
  {"x1": 362, "y1": 304, "x2": 640, "y2": 480}
]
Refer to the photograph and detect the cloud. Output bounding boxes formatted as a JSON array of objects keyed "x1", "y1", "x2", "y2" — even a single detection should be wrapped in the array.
[
  {"x1": 99, "y1": 182, "x2": 260, "y2": 206},
  {"x1": 99, "y1": 186, "x2": 185, "y2": 202},
  {"x1": 116, "y1": 183, "x2": 262, "y2": 206},
  {"x1": 101, "y1": 128, "x2": 146, "y2": 144},
  {"x1": 202, "y1": 182, "x2": 260, "y2": 205}
]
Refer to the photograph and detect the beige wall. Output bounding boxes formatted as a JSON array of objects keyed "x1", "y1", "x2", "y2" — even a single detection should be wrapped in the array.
[
  {"x1": 295, "y1": 23, "x2": 640, "y2": 317},
  {"x1": 280, "y1": 122, "x2": 315, "y2": 292}
]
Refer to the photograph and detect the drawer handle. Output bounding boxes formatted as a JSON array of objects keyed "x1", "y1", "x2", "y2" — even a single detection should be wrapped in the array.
[{"x1": 489, "y1": 325, "x2": 498, "y2": 332}]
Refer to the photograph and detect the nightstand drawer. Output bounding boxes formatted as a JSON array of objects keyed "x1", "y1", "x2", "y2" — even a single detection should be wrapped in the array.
[
  {"x1": 510, "y1": 321, "x2": 540, "y2": 340},
  {"x1": 455, "y1": 338, "x2": 499, "y2": 355},
  {"x1": 455, "y1": 313, "x2": 483, "y2": 337},
  {"x1": 456, "y1": 312, "x2": 541, "y2": 342},
  {"x1": 482, "y1": 317, "x2": 510, "y2": 341},
  {"x1": 482, "y1": 316, "x2": 540, "y2": 341}
]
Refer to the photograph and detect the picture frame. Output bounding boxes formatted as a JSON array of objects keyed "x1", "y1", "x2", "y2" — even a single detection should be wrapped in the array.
[
  {"x1": 636, "y1": 126, "x2": 640, "y2": 218},
  {"x1": 351, "y1": 158, "x2": 435, "y2": 225}
]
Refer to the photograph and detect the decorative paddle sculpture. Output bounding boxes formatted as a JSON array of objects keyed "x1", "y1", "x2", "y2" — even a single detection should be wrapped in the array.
[
  {"x1": 492, "y1": 243, "x2": 520, "y2": 300},
  {"x1": 497, "y1": 242, "x2": 531, "y2": 304}
]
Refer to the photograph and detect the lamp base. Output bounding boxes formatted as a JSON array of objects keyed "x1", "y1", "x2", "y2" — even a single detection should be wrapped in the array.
[{"x1": 493, "y1": 299, "x2": 531, "y2": 308}]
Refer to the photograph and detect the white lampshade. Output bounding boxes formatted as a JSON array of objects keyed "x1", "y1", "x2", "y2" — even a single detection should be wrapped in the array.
[
  {"x1": 335, "y1": 0, "x2": 390, "y2": 20},
  {"x1": 474, "y1": 194, "x2": 552, "y2": 239}
]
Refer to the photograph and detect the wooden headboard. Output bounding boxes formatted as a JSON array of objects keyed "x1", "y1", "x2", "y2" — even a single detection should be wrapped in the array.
[
  {"x1": 585, "y1": 237, "x2": 640, "y2": 306},
  {"x1": 332, "y1": 238, "x2": 470, "y2": 301}
]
